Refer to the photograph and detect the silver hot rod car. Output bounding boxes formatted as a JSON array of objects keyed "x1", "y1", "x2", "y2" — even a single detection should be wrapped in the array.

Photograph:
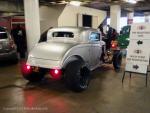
[{"x1": 22, "y1": 27, "x2": 122, "y2": 92}]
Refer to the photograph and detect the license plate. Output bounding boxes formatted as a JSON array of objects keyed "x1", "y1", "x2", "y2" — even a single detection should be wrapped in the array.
[{"x1": 32, "y1": 67, "x2": 39, "y2": 72}]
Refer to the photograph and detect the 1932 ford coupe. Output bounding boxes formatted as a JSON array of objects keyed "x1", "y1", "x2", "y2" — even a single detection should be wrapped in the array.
[{"x1": 22, "y1": 27, "x2": 122, "y2": 92}]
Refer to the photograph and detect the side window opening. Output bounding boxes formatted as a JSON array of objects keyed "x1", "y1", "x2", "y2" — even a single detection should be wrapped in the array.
[
  {"x1": 89, "y1": 32, "x2": 100, "y2": 41},
  {"x1": 52, "y1": 32, "x2": 74, "y2": 38}
]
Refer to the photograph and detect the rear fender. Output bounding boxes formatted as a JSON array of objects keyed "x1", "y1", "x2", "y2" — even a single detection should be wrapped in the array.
[{"x1": 62, "y1": 55, "x2": 85, "y2": 69}]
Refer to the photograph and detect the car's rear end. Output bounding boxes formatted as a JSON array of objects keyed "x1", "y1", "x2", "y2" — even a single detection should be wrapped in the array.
[
  {"x1": 22, "y1": 27, "x2": 80, "y2": 81},
  {"x1": 0, "y1": 27, "x2": 18, "y2": 62},
  {"x1": 22, "y1": 41, "x2": 77, "y2": 81}
]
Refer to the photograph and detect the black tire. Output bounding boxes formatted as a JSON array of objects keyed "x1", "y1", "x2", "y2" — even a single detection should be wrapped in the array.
[
  {"x1": 113, "y1": 50, "x2": 122, "y2": 71},
  {"x1": 65, "y1": 60, "x2": 91, "y2": 92},
  {"x1": 23, "y1": 68, "x2": 46, "y2": 82}
]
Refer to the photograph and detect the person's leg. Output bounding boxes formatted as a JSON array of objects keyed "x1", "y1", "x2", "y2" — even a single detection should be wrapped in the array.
[{"x1": 19, "y1": 50, "x2": 25, "y2": 59}]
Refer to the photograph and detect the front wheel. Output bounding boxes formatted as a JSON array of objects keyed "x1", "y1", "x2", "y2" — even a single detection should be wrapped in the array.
[
  {"x1": 65, "y1": 60, "x2": 91, "y2": 92},
  {"x1": 113, "y1": 50, "x2": 122, "y2": 71}
]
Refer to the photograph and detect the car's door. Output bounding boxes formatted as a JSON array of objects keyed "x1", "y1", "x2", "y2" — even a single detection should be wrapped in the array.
[{"x1": 89, "y1": 32, "x2": 102, "y2": 68}]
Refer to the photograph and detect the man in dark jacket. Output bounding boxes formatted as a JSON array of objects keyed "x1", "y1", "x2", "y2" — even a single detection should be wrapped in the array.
[
  {"x1": 106, "y1": 25, "x2": 113, "y2": 49},
  {"x1": 11, "y1": 24, "x2": 27, "y2": 59}
]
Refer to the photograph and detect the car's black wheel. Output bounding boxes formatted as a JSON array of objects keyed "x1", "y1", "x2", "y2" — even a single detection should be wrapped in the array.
[
  {"x1": 65, "y1": 60, "x2": 91, "y2": 92},
  {"x1": 113, "y1": 50, "x2": 122, "y2": 71},
  {"x1": 23, "y1": 68, "x2": 46, "y2": 82}
]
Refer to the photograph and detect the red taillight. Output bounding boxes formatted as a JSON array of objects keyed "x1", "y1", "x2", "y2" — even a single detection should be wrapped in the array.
[
  {"x1": 21, "y1": 63, "x2": 32, "y2": 75},
  {"x1": 26, "y1": 65, "x2": 31, "y2": 70},
  {"x1": 49, "y1": 68, "x2": 62, "y2": 80},
  {"x1": 111, "y1": 41, "x2": 118, "y2": 49},
  {"x1": 111, "y1": 43, "x2": 116, "y2": 48}
]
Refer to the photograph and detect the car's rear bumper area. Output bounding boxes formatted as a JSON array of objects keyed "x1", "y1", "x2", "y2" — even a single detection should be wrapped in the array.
[
  {"x1": 0, "y1": 50, "x2": 18, "y2": 61},
  {"x1": 27, "y1": 57, "x2": 61, "y2": 69}
]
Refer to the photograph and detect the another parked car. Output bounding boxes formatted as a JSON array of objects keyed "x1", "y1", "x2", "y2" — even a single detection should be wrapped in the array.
[
  {"x1": 22, "y1": 27, "x2": 122, "y2": 92},
  {"x1": 118, "y1": 25, "x2": 131, "y2": 49},
  {"x1": 0, "y1": 27, "x2": 18, "y2": 63}
]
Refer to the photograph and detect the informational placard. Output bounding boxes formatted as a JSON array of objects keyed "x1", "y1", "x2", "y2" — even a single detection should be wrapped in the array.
[
  {"x1": 128, "y1": 39, "x2": 150, "y2": 48},
  {"x1": 125, "y1": 23, "x2": 150, "y2": 74},
  {"x1": 126, "y1": 41, "x2": 150, "y2": 65},
  {"x1": 125, "y1": 63, "x2": 147, "y2": 74},
  {"x1": 130, "y1": 23, "x2": 150, "y2": 39}
]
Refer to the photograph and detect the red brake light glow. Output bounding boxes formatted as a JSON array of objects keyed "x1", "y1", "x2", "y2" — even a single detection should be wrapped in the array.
[
  {"x1": 111, "y1": 43, "x2": 116, "y2": 48},
  {"x1": 27, "y1": 65, "x2": 31, "y2": 70},
  {"x1": 21, "y1": 63, "x2": 32, "y2": 75},
  {"x1": 54, "y1": 69, "x2": 59, "y2": 74},
  {"x1": 111, "y1": 43, "x2": 117, "y2": 48},
  {"x1": 50, "y1": 68, "x2": 62, "y2": 80}
]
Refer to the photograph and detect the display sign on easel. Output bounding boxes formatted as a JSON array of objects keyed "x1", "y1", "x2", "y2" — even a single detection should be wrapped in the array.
[
  {"x1": 129, "y1": 23, "x2": 150, "y2": 40},
  {"x1": 125, "y1": 23, "x2": 150, "y2": 74},
  {"x1": 122, "y1": 23, "x2": 150, "y2": 86}
]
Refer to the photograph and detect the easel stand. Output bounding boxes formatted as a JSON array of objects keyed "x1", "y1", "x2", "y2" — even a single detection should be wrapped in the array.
[{"x1": 122, "y1": 69, "x2": 149, "y2": 87}]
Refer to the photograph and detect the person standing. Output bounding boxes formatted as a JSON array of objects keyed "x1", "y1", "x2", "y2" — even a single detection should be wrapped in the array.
[
  {"x1": 106, "y1": 25, "x2": 113, "y2": 49},
  {"x1": 11, "y1": 24, "x2": 27, "y2": 59},
  {"x1": 98, "y1": 24, "x2": 105, "y2": 37}
]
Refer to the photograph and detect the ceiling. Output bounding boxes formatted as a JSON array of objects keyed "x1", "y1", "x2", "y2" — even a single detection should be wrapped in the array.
[
  {"x1": 0, "y1": 0, "x2": 150, "y2": 17},
  {"x1": 40, "y1": 0, "x2": 150, "y2": 14}
]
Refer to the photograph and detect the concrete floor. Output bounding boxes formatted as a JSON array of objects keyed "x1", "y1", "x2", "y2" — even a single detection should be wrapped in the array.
[{"x1": 0, "y1": 61, "x2": 150, "y2": 113}]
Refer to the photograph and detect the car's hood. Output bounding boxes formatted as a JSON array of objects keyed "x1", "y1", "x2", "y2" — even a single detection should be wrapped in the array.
[{"x1": 28, "y1": 41, "x2": 77, "y2": 60}]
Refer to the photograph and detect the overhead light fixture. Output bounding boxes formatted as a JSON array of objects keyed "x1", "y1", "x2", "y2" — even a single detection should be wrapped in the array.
[
  {"x1": 69, "y1": 1, "x2": 82, "y2": 6},
  {"x1": 50, "y1": 2, "x2": 56, "y2": 4},
  {"x1": 58, "y1": 0, "x2": 68, "y2": 4},
  {"x1": 125, "y1": 0, "x2": 137, "y2": 4}
]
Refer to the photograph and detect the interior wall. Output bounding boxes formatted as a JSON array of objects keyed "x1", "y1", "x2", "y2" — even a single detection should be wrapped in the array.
[
  {"x1": 0, "y1": 0, "x2": 23, "y2": 13},
  {"x1": 0, "y1": 18, "x2": 11, "y2": 32},
  {"x1": 11, "y1": 16, "x2": 25, "y2": 29},
  {"x1": 39, "y1": 5, "x2": 65, "y2": 33},
  {"x1": 58, "y1": 5, "x2": 106, "y2": 29},
  {"x1": 39, "y1": 5, "x2": 106, "y2": 33}
]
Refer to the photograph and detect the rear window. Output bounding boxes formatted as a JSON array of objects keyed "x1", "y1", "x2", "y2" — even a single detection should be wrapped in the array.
[
  {"x1": 0, "y1": 32, "x2": 7, "y2": 39},
  {"x1": 0, "y1": 28, "x2": 7, "y2": 39},
  {"x1": 52, "y1": 32, "x2": 74, "y2": 38}
]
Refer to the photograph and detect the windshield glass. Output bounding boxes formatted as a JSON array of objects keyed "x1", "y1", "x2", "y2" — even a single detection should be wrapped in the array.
[
  {"x1": 52, "y1": 32, "x2": 74, "y2": 38},
  {"x1": 0, "y1": 27, "x2": 7, "y2": 39}
]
